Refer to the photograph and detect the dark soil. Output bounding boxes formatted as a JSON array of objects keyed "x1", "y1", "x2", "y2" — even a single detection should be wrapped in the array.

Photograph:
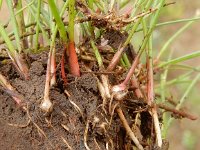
[{"x1": 0, "y1": 45, "x2": 170, "y2": 150}]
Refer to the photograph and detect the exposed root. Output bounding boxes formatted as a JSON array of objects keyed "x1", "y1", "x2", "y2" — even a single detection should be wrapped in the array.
[
  {"x1": 64, "y1": 90, "x2": 84, "y2": 118},
  {"x1": 26, "y1": 107, "x2": 47, "y2": 138},
  {"x1": 84, "y1": 121, "x2": 91, "y2": 150},
  {"x1": 117, "y1": 107, "x2": 144, "y2": 150},
  {"x1": 97, "y1": 78, "x2": 107, "y2": 113},
  {"x1": 109, "y1": 102, "x2": 119, "y2": 127},
  {"x1": 60, "y1": 136, "x2": 73, "y2": 150},
  {"x1": 109, "y1": 94, "x2": 114, "y2": 114},
  {"x1": 61, "y1": 123, "x2": 70, "y2": 132},
  {"x1": 8, "y1": 119, "x2": 31, "y2": 128},
  {"x1": 45, "y1": 115, "x2": 53, "y2": 127},
  {"x1": 151, "y1": 105, "x2": 162, "y2": 148},
  {"x1": 93, "y1": 137, "x2": 101, "y2": 150}
]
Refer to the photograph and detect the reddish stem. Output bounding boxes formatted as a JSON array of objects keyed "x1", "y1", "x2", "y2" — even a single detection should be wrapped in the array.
[
  {"x1": 112, "y1": 54, "x2": 140, "y2": 92},
  {"x1": 146, "y1": 55, "x2": 162, "y2": 147},
  {"x1": 130, "y1": 75, "x2": 143, "y2": 98},
  {"x1": 123, "y1": 55, "x2": 140, "y2": 85},
  {"x1": 68, "y1": 41, "x2": 80, "y2": 77},
  {"x1": 61, "y1": 47, "x2": 67, "y2": 85},
  {"x1": 107, "y1": 46, "x2": 124, "y2": 71}
]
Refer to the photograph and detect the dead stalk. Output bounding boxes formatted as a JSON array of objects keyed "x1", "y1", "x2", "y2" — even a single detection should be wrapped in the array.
[
  {"x1": 25, "y1": 107, "x2": 48, "y2": 138},
  {"x1": 100, "y1": 74, "x2": 111, "y2": 99},
  {"x1": 117, "y1": 107, "x2": 144, "y2": 150}
]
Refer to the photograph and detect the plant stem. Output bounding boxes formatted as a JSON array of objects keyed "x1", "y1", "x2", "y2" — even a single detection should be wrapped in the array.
[
  {"x1": 35, "y1": 0, "x2": 42, "y2": 49},
  {"x1": 0, "y1": 23, "x2": 29, "y2": 79},
  {"x1": 51, "y1": 0, "x2": 69, "y2": 86},
  {"x1": 107, "y1": 0, "x2": 153, "y2": 71},
  {"x1": 68, "y1": 0, "x2": 80, "y2": 76},
  {"x1": 48, "y1": 0, "x2": 67, "y2": 41},
  {"x1": 0, "y1": 73, "x2": 23, "y2": 105},
  {"x1": 40, "y1": 52, "x2": 53, "y2": 112},
  {"x1": 16, "y1": 0, "x2": 28, "y2": 49},
  {"x1": 6, "y1": 0, "x2": 22, "y2": 53},
  {"x1": 112, "y1": 0, "x2": 166, "y2": 92},
  {"x1": 90, "y1": 40, "x2": 103, "y2": 67}
]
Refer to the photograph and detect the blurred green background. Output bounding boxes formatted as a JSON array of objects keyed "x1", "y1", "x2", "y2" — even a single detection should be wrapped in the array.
[{"x1": 156, "y1": 1, "x2": 200, "y2": 150}]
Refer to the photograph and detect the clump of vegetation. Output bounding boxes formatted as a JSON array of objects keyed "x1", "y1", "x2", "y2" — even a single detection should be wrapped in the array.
[{"x1": 0, "y1": 0, "x2": 199, "y2": 149}]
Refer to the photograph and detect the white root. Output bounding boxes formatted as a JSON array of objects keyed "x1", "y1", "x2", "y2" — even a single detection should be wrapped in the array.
[
  {"x1": 60, "y1": 136, "x2": 73, "y2": 150},
  {"x1": 64, "y1": 90, "x2": 84, "y2": 115},
  {"x1": 151, "y1": 106, "x2": 162, "y2": 147}
]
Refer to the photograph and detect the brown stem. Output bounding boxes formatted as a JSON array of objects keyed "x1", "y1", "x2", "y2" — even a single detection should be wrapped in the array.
[
  {"x1": 147, "y1": 56, "x2": 154, "y2": 105},
  {"x1": 158, "y1": 103, "x2": 197, "y2": 120},
  {"x1": 155, "y1": 94, "x2": 177, "y2": 106}
]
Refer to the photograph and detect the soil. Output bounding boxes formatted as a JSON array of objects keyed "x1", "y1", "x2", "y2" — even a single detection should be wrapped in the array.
[{"x1": 0, "y1": 51, "x2": 170, "y2": 150}]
